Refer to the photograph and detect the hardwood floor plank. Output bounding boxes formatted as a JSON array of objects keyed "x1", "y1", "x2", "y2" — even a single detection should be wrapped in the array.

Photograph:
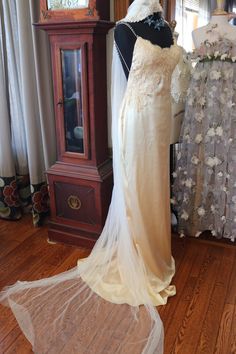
[
  {"x1": 171, "y1": 235, "x2": 187, "y2": 271},
  {"x1": 0, "y1": 324, "x2": 31, "y2": 354},
  {"x1": 169, "y1": 246, "x2": 223, "y2": 354},
  {"x1": 0, "y1": 217, "x2": 38, "y2": 243},
  {"x1": 4, "y1": 331, "x2": 33, "y2": 354},
  {"x1": 214, "y1": 303, "x2": 235, "y2": 354},
  {"x1": 0, "y1": 230, "x2": 49, "y2": 279},
  {"x1": 160, "y1": 241, "x2": 206, "y2": 325},
  {"x1": 225, "y1": 252, "x2": 236, "y2": 306},
  {"x1": 0, "y1": 242, "x2": 72, "y2": 289},
  {"x1": 226, "y1": 303, "x2": 236, "y2": 354},
  {"x1": 0, "y1": 239, "x2": 21, "y2": 259},
  {"x1": 48, "y1": 248, "x2": 90, "y2": 274},
  {"x1": 163, "y1": 242, "x2": 208, "y2": 354},
  {"x1": 0, "y1": 310, "x2": 22, "y2": 353},
  {"x1": 196, "y1": 247, "x2": 235, "y2": 354}
]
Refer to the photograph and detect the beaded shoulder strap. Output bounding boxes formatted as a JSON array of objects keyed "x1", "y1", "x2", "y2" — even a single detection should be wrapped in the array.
[
  {"x1": 115, "y1": 42, "x2": 130, "y2": 73},
  {"x1": 115, "y1": 22, "x2": 138, "y2": 73},
  {"x1": 117, "y1": 21, "x2": 138, "y2": 38}
]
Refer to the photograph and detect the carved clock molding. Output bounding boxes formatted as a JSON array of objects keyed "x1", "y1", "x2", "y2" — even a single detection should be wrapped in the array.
[{"x1": 39, "y1": 0, "x2": 110, "y2": 22}]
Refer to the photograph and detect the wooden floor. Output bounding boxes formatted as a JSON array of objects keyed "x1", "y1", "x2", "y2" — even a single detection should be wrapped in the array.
[{"x1": 0, "y1": 216, "x2": 235, "y2": 354}]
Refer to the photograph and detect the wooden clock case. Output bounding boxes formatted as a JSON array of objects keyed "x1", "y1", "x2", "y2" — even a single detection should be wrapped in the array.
[{"x1": 36, "y1": 1, "x2": 114, "y2": 248}]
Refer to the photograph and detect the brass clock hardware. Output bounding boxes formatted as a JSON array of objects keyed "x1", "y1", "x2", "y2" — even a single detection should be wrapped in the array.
[{"x1": 67, "y1": 195, "x2": 82, "y2": 210}]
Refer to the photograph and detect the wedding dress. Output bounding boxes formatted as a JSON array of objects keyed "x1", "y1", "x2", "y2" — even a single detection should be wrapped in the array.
[
  {"x1": 0, "y1": 1, "x2": 181, "y2": 353},
  {"x1": 173, "y1": 31, "x2": 236, "y2": 241}
]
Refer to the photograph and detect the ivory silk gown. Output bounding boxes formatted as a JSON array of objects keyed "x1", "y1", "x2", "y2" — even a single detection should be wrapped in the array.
[
  {"x1": 0, "y1": 32, "x2": 181, "y2": 353},
  {"x1": 87, "y1": 34, "x2": 182, "y2": 306}
]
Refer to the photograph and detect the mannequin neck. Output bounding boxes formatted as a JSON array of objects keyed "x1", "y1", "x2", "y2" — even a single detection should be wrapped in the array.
[
  {"x1": 141, "y1": 12, "x2": 162, "y2": 22},
  {"x1": 210, "y1": 14, "x2": 229, "y2": 26}
]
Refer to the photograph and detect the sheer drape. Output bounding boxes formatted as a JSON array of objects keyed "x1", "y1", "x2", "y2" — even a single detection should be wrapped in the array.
[
  {"x1": 0, "y1": 0, "x2": 56, "y2": 225},
  {"x1": 225, "y1": 0, "x2": 236, "y2": 25},
  {"x1": 225, "y1": 0, "x2": 236, "y2": 11},
  {"x1": 175, "y1": 0, "x2": 211, "y2": 51},
  {"x1": 199, "y1": 0, "x2": 211, "y2": 26}
]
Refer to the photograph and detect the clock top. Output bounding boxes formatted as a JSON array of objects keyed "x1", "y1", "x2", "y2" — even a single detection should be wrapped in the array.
[{"x1": 39, "y1": 0, "x2": 110, "y2": 22}]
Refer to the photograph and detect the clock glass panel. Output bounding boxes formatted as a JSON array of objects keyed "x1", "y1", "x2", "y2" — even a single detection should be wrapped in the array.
[{"x1": 61, "y1": 49, "x2": 85, "y2": 154}]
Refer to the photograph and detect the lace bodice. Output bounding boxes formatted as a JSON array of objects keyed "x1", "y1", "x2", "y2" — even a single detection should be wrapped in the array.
[
  {"x1": 127, "y1": 36, "x2": 181, "y2": 97},
  {"x1": 115, "y1": 22, "x2": 181, "y2": 103}
]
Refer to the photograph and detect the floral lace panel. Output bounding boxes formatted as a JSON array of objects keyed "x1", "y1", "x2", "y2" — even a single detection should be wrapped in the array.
[
  {"x1": 192, "y1": 37, "x2": 236, "y2": 63},
  {"x1": 172, "y1": 59, "x2": 236, "y2": 242}
]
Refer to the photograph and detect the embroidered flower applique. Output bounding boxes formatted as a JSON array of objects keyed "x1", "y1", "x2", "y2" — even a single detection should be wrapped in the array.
[
  {"x1": 210, "y1": 205, "x2": 216, "y2": 214},
  {"x1": 207, "y1": 128, "x2": 216, "y2": 137},
  {"x1": 195, "y1": 134, "x2": 203, "y2": 144},
  {"x1": 191, "y1": 155, "x2": 200, "y2": 165},
  {"x1": 185, "y1": 178, "x2": 194, "y2": 188},
  {"x1": 181, "y1": 210, "x2": 189, "y2": 220},
  {"x1": 205, "y1": 156, "x2": 222, "y2": 167},
  {"x1": 215, "y1": 126, "x2": 223, "y2": 136},
  {"x1": 198, "y1": 207, "x2": 206, "y2": 217},
  {"x1": 210, "y1": 70, "x2": 221, "y2": 80}
]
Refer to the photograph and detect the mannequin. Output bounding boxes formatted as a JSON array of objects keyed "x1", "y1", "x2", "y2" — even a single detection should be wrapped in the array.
[
  {"x1": 173, "y1": 0, "x2": 236, "y2": 241},
  {"x1": 114, "y1": 12, "x2": 173, "y2": 78},
  {"x1": 192, "y1": 0, "x2": 236, "y2": 48}
]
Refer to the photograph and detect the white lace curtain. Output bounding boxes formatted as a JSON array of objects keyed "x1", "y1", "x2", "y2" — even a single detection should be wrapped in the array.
[
  {"x1": 225, "y1": 0, "x2": 236, "y2": 11},
  {"x1": 0, "y1": 0, "x2": 56, "y2": 224},
  {"x1": 175, "y1": 0, "x2": 212, "y2": 51}
]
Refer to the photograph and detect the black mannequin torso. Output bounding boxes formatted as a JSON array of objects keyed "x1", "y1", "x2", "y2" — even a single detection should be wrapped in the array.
[{"x1": 114, "y1": 13, "x2": 174, "y2": 79}]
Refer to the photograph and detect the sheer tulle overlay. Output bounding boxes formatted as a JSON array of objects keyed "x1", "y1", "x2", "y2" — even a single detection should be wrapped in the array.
[
  {"x1": 0, "y1": 273, "x2": 164, "y2": 353},
  {"x1": 0, "y1": 7, "x2": 181, "y2": 353}
]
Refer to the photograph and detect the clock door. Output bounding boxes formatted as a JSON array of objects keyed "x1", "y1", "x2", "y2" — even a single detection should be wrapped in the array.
[{"x1": 53, "y1": 38, "x2": 90, "y2": 162}]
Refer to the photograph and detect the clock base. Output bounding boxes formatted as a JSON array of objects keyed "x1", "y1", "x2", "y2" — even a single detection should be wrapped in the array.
[{"x1": 47, "y1": 160, "x2": 113, "y2": 248}]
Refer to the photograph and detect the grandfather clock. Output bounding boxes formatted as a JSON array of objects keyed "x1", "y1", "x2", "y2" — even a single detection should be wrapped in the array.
[{"x1": 36, "y1": 0, "x2": 114, "y2": 248}]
